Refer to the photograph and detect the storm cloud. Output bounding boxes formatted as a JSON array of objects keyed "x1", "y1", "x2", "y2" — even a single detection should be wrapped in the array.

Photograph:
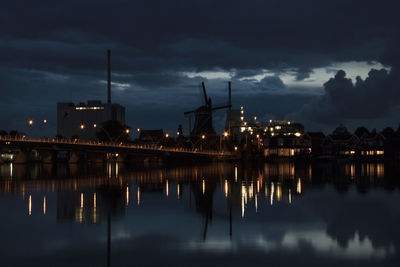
[
  {"x1": 295, "y1": 68, "x2": 394, "y2": 123},
  {"x1": 0, "y1": 0, "x2": 400, "y2": 135}
]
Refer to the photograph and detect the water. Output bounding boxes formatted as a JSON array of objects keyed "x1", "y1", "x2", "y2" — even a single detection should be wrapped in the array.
[{"x1": 0, "y1": 161, "x2": 399, "y2": 266}]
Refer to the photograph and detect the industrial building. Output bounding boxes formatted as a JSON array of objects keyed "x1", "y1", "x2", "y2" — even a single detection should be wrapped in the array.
[
  {"x1": 57, "y1": 50, "x2": 126, "y2": 140},
  {"x1": 225, "y1": 106, "x2": 246, "y2": 137},
  {"x1": 57, "y1": 101, "x2": 125, "y2": 140}
]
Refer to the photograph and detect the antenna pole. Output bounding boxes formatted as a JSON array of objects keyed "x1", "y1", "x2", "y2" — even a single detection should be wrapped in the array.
[{"x1": 107, "y1": 49, "x2": 111, "y2": 104}]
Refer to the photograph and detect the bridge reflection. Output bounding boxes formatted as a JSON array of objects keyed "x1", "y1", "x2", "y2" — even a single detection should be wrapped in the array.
[
  {"x1": 0, "y1": 161, "x2": 394, "y2": 221},
  {"x1": 1, "y1": 161, "x2": 400, "y2": 266}
]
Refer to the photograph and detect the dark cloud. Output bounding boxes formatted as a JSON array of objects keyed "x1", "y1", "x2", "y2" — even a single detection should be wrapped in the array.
[
  {"x1": 1, "y1": 0, "x2": 400, "y2": 134},
  {"x1": 293, "y1": 67, "x2": 399, "y2": 126}
]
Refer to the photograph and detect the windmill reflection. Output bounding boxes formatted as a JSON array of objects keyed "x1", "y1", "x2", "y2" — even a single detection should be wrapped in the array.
[{"x1": 1, "y1": 160, "x2": 400, "y2": 263}]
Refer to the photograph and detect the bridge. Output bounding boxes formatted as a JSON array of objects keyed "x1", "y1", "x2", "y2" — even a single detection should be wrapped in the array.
[{"x1": 0, "y1": 136, "x2": 238, "y2": 164}]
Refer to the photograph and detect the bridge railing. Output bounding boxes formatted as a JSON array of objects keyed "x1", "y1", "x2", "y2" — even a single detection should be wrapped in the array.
[{"x1": 0, "y1": 135, "x2": 234, "y2": 156}]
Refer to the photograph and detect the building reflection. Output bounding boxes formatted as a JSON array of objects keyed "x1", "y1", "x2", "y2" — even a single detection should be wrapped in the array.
[
  {"x1": 56, "y1": 186, "x2": 126, "y2": 224},
  {"x1": 0, "y1": 162, "x2": 397, "y2": 215},
  {"x1": 1, "y1": 160, "x2": 400, "y2": 257}
]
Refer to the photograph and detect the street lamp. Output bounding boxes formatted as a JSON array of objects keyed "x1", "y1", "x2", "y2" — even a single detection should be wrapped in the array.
[
  {"x1": 220, "y1": 132, "x2": 229, "y2": 151},
  {"x1": 80, "y1": 124, "x2": 85, "y2": 130},
  {"x1": 43, "y1": 119, "x2": 47, "y2": 124},
  {"x1": 165, "y1": 133, "x2": 169, "y2": 138},
  {"x1": 28, "y1": 120, "x2": 34, "y2": 126},
  {"x1": 201, "y1": 134, "x2": 206, "y2": 139}
]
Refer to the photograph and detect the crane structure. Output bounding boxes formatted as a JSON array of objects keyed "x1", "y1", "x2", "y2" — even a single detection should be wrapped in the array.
[{"x1": 184, "y1": 82, "x2": 231, "y2": 137}]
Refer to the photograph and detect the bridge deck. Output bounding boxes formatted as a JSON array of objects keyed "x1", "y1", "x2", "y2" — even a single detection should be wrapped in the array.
[{"x1": 0, "y1": 136, "x2": 236, "y2": 159}]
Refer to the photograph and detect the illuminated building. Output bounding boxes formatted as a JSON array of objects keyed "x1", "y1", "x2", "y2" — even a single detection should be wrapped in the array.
[
  {"x1": 263, "y1": 133, "x2": 312, "y2": 158},
  {"x1": 57, "y1": 101, "x2": 125, "y2": 140},
  {"x1": 225, "y1": 106, "x2": 246, "y2": 137},
  {"x1": 264, "y1": 120, "x2": 304, "y2": 137},
  {"x1": 57, "y1": 50, "x2": 125, "y2": 140},
  {"x1": 358, "y1": 132, "x2": 385, "y2": 158},
  {"x1": 321, "y1": 125, "x2": 360, "y2": 157}
]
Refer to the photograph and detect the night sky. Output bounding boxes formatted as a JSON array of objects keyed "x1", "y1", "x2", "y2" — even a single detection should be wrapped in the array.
[{"x1": 1, "y1": 0, "x2": 400, "y2": 137}]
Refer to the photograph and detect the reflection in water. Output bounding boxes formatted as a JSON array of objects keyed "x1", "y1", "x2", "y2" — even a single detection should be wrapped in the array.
[
  {"x1": 0, "y1": 161, "x2": 399, "y2": 266},
  {"x1": 137, "y1": 187, "x2": 140, "y2": 206},
  {"x1": 125, "y1": 187, "x2": 129, "y2": 206},
  {"x1": 43, "y1": 196, "x2": 46, "y2": 215},
  {"x1": 297, "y1": 178, "x2": 302, "y2": 194},
  {"x1": 28, "y1": 194, "x2": 31, "y2": 216},
  {"x1": 166, "y1": 179, "x2": 169, "y2": 197}
]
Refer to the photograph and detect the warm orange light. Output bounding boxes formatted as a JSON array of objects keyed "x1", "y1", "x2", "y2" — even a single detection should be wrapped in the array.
[
  {"x1": 201, "y1": 134, "x2": 206, "y2": 139},
  {"x1": 80, "y1": 124, "x2": 85, "y2": 130},
  {"x1": 43, "y1": 196, "x2": 46, "y2": 215},
  {"x1": 43, "y1": 119, "x2": 47, "y2": 124},
  {"x1": 165, "y1": 133, "x2": 169, "y2": 138},
  {"x1": 28, "y1": 120, "x2": 34, "y2": 126},
  {"x1": 93, "y1": 124, "x2": 97, "y2": 128},
  {"x1": 126, "y1": 129, "x2": 130, "y2": 134},
  {"x1": 137, "y1": 128, "x2": 140, "y2": 132},
  {"x1": 126, "y1": 187, "x2": 129, "y2": 206},
  {"x1": 28, "y1": 195, "x2": 32, "y2": 215},
  {"x1": 223, "y1": 132, "x2": 228, "y2": 137},
  {"x1": 234, "y1": 146, "x2": 238, "y2": 151}
]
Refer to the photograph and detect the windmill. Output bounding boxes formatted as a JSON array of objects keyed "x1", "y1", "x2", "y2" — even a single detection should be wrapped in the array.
[{"x1": 184, "y1": 82, "x2": 232, "y2": 136}]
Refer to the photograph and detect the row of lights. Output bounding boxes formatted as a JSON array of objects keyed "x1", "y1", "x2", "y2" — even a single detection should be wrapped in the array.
[
  {"x1": 76, "y1": 125, "x2": 230, "y2": 139},
  {"x1": 28, "y1": 119, "x2": 47, "y2": 126},
  {"x1": 79, "y1": 123, "x2": 130, "y2": 134}
]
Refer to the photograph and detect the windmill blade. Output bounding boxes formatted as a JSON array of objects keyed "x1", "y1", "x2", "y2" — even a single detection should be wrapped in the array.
[
  {"x1": 201, "y1": 82, "x2": 208, "y2": 105},
  {"x1": 212, "y1": 104, "x2": 232, "y2": 111}
]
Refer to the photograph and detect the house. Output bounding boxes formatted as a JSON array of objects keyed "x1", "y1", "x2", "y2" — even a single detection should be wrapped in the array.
[{"x1": 322, "y1": 125, "x2": 359, "y2": 156}]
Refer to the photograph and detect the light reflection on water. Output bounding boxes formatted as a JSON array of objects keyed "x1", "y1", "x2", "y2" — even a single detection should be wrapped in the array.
[{"x1": 0, "y1": 161, "x2": 399, "y2": 266}]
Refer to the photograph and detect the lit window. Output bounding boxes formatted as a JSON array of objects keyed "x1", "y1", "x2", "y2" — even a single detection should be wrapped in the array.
[{"x1": 75, "y1": 107, "x2": 105, "y2": 110}]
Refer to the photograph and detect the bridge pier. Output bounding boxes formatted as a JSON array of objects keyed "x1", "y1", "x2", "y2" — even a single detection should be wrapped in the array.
[
  {"x1": 28, "y1": 149, "x2": 42, "y2": 162},
  {"x1": 69, "y1": 152, "x2": 81, "y2": 164},
  {"x1": 39, "y1": 150, "x2": 55, "y2": 164},
  {"x1": 14, "y1": 151, "x2": 27, "y2": 164}
]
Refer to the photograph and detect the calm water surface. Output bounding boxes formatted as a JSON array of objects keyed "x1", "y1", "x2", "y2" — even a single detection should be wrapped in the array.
[{"x1": 1, "y1": 161, "x2": 400, "y2": 266}]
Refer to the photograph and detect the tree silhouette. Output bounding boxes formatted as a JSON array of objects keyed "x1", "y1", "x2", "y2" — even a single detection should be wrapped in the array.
[
  {"x1": 9, "y1": 130, "x2": 20, "y2": 137},
  {"x1": 354, "y1": 126, "x2": 369, "y2": 138},
  {"x1": 381, "y1": 127, "x2": 395, "y2": 138}
]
